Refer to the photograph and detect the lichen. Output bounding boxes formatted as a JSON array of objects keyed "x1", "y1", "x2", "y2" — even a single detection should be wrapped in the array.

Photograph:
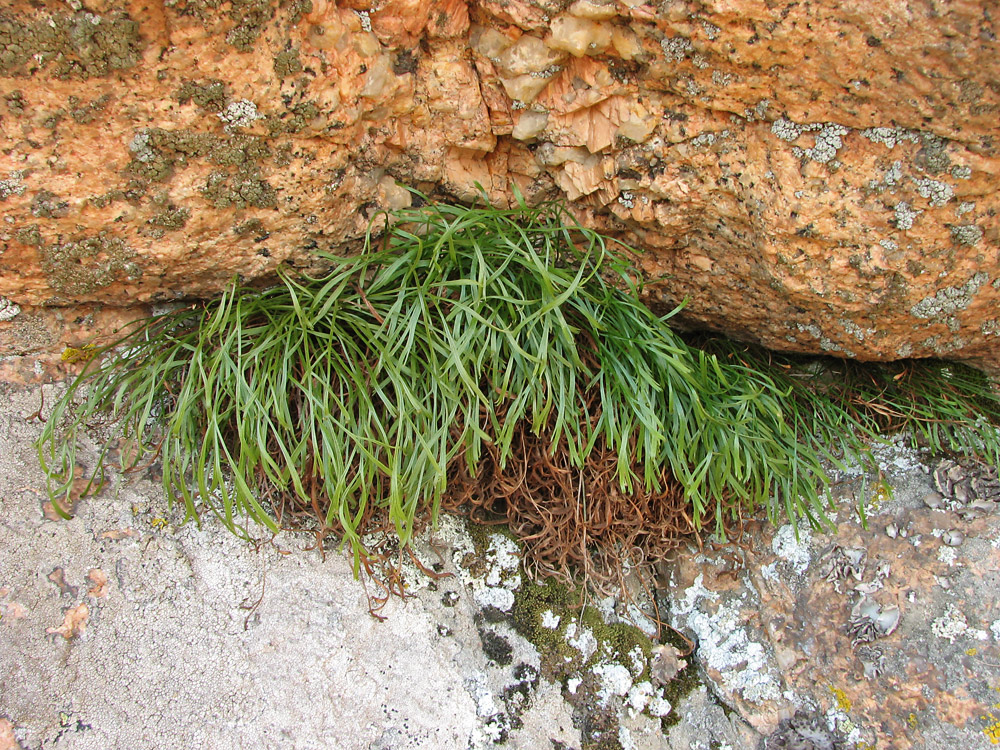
[
  {"x1": 201, "y1": 170, "x2": 277, "y2": 209},
  {"x1": 146, "y1": 203, "x2": 191, "y2": 238},
  {"x1": 176, "y1": 79, "x2": 231, "y2": 112},
  {"x1": 910, "y1": 272, "x2": 989, "y2": 319},
  {"x1": 4, "y1": 90, "x2": 26, "y2": 115},
  {"x1": 914, "y1": 178, "x2": 954, "y2": 207},
  {"x1": 126, "y1": 128, "x2": 272, "y2": 183},
  {"x1": 266, "y1": 101, "x2": 320, "y2": 135},
  {"x1": 69, "y1": 93, "x2": 111, "y2": 124},
  {"x1": 40, "y1": 232, "x2": 139, "y2": 295},
  {"x1": 660, "y1": 36, "x2": 692, "y2": 62},
  {"x1": 273, "y1": 47, "x2": 303, "y2": 79},
  {"x1": 892, "y1": 201, "x2": 921, "y2": 230},
  {"x1": 0, "y1": 9, "x2": 143, "y2": 79},
  {"x1": 0, "y1": 171, "x2": 26, "y2": 201},
  {"x1": 226, "y1": 0, "x2": 274, "y2": 52},
  {"x1": 805, "y1": 123, "x2": 849, "y2": 163},
  {"x1": 949, "y1": 224, "x2": 983, "y2": 246},
  {"x1": 30, "y1": 190, "x2": 70, "y2": 219},
  {"x1": 0, "y1": 297, "x2": 20, "y2": 322},
  {"x1": 218, "y1": 99, "x2": 264, "y2": 133}
]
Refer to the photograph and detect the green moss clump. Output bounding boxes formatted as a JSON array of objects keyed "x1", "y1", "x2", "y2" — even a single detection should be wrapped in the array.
[{"x1": 0, "y1": 10, "x2": 143, "y2": 79}]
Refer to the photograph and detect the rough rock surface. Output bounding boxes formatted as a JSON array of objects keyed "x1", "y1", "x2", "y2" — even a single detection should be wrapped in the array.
[
  {"x1": 1, "y1": 0, "x2": 998, "y2": 369},
  {"x1": 0, "y1": 381, "x2": 756, "y2": 750},
  {"x1": 661, "y1": 435, "x2": 1000, "y2": 750},
  {"x1": 4, "y1": 388, "x2": 1000, "y2": 747}
]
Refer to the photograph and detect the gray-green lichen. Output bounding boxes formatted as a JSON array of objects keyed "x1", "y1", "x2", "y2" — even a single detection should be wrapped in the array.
[
  {"x1": 40, "y1": 232, "x2": 139, "y2": 295},
  {"x1": 914, "y1": 178, "x2": 954, "y2": 207},
  {"x1": 126, "y1": 128, "x2": 271, "y2": 182},
  {"x1": 892, "y1": 201, "x2": 921, "y2": 230},
  {"x1": 910, "y1": 272, "x2": 989, "y2": 320},
  {"x1": 69, "y1": 93, "x2": 112, "y2": 124},
  {"x1": 13, "y1": 224, "x2": 41, "y2": 246},
  {"x1": 0, "y1": 297, "x2": 20, "y2": 322},
  {"x1": 4, "y1": 90, "x2": 26, "y2": 115},
  {"x1": 219, "y1": 99, "x2": 263, "y2": 133},
  {"x1": 146, "y1": 202, "x2": 191, "y2": 238},
  {"x1": 176, "y1": 79, "x2": 231, "y2": 112},
  {"x1": 30, "y1": 190, "x2": 69, "y2": 219},
  {"x1": 273, "y1": 47, "x2": 303, "y2": 79},
  {"x1": 0, "y1": 10, "x2": 143, "y2": 79},
  {"x1": 950, "y1": 224, "x2": 983, "y2": 246},
  {"x1": 202, "y1": 170, "x2": 276, "y2": 209},
  {"x1": 0, "y1": 171, "x2": 25, "y2": 201}
]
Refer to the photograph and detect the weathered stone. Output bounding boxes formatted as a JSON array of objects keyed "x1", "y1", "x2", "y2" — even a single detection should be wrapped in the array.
[
  {"x1": 0, "y1": 0, "x2": 997, "y2": 368},
  {"x1": 661, "y1": 441, "x2": 1000, "y2": 749}
]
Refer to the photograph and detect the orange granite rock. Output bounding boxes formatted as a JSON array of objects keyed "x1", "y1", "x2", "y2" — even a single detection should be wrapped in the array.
[{"x1": 0, "y1": 0, "x2": 997, "y2": 368}]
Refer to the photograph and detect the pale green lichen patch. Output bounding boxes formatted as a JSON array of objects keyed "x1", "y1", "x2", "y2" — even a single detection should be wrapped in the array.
[
  {"x1": 218, "y1": 99, "x2": 264, "y2": 132},
  {"x1": 0, "y1": 10, "x2": 143, "y2": 78},
  {"x1": 911, "y1": 272, "x2": 990, "y2": 320},
  {"x1": 892, "y1": 201, "x2": 921, "y2": 230},
  {"x1": 40, "y1": 232, "x2": 138, "y2": 295},
  {"x1": 0, "y1": 297, "x2": 20, "y2": 322},
  {"x1": 0, "y1": 172, "x2": 26, "y2": 201},
  {"x1": 949, "y1": 224, "x2": 983, "y2": 246},
  {"x1": 914, "y1": 178, "x2": 954, "y2": 207}
]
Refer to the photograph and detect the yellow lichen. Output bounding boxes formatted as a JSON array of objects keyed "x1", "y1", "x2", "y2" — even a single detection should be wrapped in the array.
[
  {"x1": 829, "y1": 684, "x2": 852, "y2": 712},
  {"x1": 61, "y1": 344, "x2": 96, "y2": 363}
]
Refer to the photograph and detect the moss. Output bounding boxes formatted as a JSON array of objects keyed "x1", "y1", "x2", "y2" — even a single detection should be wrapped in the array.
[
  {"x1": 40, "y1": 231, "x2": 138, "y2": 295},
  {"x1": 0, "y1": 10, "x2": 143, "y2": 79},
  {"x1": 273, "y1": 48, "x2": 303, "y2": 79},
  {"x1": 176, "y1": 79, "x2": 231, "y2": 112},
  {"x1": 30, "y1": 190, "x2": 70, "y2": 219}
]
